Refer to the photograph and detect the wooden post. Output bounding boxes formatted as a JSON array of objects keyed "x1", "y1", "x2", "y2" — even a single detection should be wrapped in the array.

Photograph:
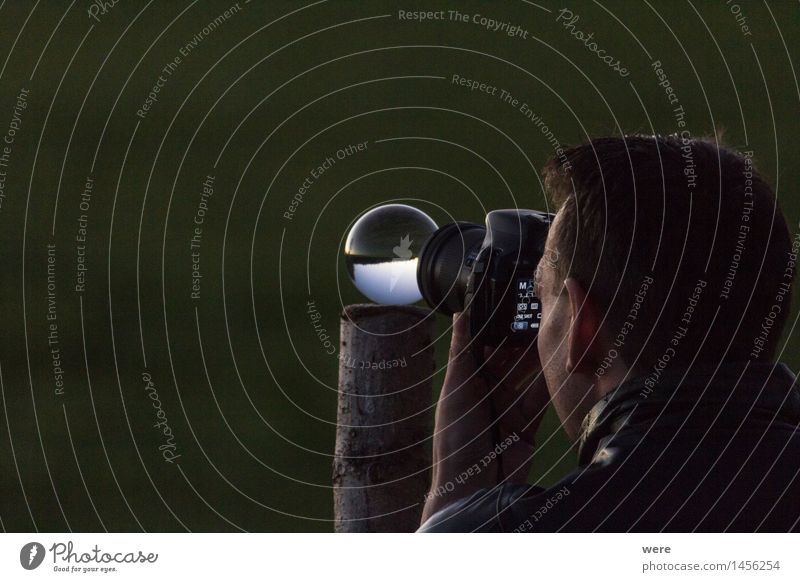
[{"x1": 333, "y1": 304, "x2": 435, "y2": 532}]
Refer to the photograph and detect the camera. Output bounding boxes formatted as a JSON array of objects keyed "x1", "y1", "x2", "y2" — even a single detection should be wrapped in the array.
[{"x1": 417, "y1": 209, "x2": 554, "y2": 350}]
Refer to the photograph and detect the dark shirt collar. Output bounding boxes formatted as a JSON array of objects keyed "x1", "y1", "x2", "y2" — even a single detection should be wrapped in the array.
[{"x1": 577, "y1": 361, "x2": 800, "y2": 466}]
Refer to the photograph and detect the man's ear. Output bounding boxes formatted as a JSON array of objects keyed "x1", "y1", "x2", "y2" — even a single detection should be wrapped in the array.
[{"x1": 564, "y1": 277, "x2": 603, "y2": 375}]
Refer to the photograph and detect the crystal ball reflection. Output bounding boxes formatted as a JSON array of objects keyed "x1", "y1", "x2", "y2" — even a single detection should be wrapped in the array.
[{"x1": 344, "y1": 204, "x2": 438, "y2": 305}]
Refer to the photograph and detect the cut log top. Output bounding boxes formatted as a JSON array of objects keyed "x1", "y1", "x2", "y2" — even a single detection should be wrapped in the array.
[{"x1": 342, "y1": 303, "x2": 432, "y2": 322}]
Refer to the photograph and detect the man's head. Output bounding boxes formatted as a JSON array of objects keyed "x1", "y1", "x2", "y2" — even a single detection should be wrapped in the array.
[{"x1": 534, "y1": 135, "x2": 795, "y2": 440}]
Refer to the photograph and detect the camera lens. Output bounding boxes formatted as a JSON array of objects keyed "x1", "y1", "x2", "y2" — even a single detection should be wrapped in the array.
[{"x1": 417, "y1": 221, "x2": 485, "y2": 315}]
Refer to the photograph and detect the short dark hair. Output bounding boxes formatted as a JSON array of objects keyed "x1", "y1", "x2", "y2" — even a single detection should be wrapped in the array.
[{"x1": 543, "y1": 134, "x2": 795, "y2": 374}]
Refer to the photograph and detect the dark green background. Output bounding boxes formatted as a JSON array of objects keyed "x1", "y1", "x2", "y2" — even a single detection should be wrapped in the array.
[{"x1": 0, "y1": 0, "x2": 798, "y2": 531}]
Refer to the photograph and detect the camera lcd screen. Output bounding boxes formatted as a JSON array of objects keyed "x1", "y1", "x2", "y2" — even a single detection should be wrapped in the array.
[{"x1": 511, "y1": 277, "x2": 541, "y2": 331}]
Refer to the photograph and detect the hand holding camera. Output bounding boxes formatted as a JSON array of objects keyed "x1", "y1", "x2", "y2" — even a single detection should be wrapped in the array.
[{"x1": 420, "y1": 310, "x2": 550, "y2": 523}]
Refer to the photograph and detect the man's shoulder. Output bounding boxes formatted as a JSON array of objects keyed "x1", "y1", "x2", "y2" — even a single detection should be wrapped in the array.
[{"x1": 417, "y1": 481, "x2": 576, "y2": 533}]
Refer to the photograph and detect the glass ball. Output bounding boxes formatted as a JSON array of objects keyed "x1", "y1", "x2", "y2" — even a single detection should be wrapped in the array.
[{"x1": 345, "y1": 204, "x2": 438, "y2": 305}]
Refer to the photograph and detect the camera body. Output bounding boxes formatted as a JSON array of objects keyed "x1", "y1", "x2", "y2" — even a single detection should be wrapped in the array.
[{"x1": 417, "y1": 209, "x2": 554, "y2": 350}]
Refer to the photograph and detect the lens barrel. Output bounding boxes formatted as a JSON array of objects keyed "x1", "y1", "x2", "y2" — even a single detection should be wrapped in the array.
[{"x1": 416, "y1": 222, "x2": 485, "y2": 315}]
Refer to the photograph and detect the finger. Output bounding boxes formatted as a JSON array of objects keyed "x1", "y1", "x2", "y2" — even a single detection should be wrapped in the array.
[
  {"x1": 493, "y1": 370, "x2": 550, "y2": 424},
  {"x1": 483, "y1": 344, "x2": 541, "y2": 390},
  {"x1": 448, "y1": 312, "x2": 472, "y2": 362},
  {"x1": 484, "y1": 339, "x2": 541, "y2": 369}
]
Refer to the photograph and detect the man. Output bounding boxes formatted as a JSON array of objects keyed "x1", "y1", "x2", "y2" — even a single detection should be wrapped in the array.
[{"x1": 418, "y1": 135, "x2": 800, "y2": 532}]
